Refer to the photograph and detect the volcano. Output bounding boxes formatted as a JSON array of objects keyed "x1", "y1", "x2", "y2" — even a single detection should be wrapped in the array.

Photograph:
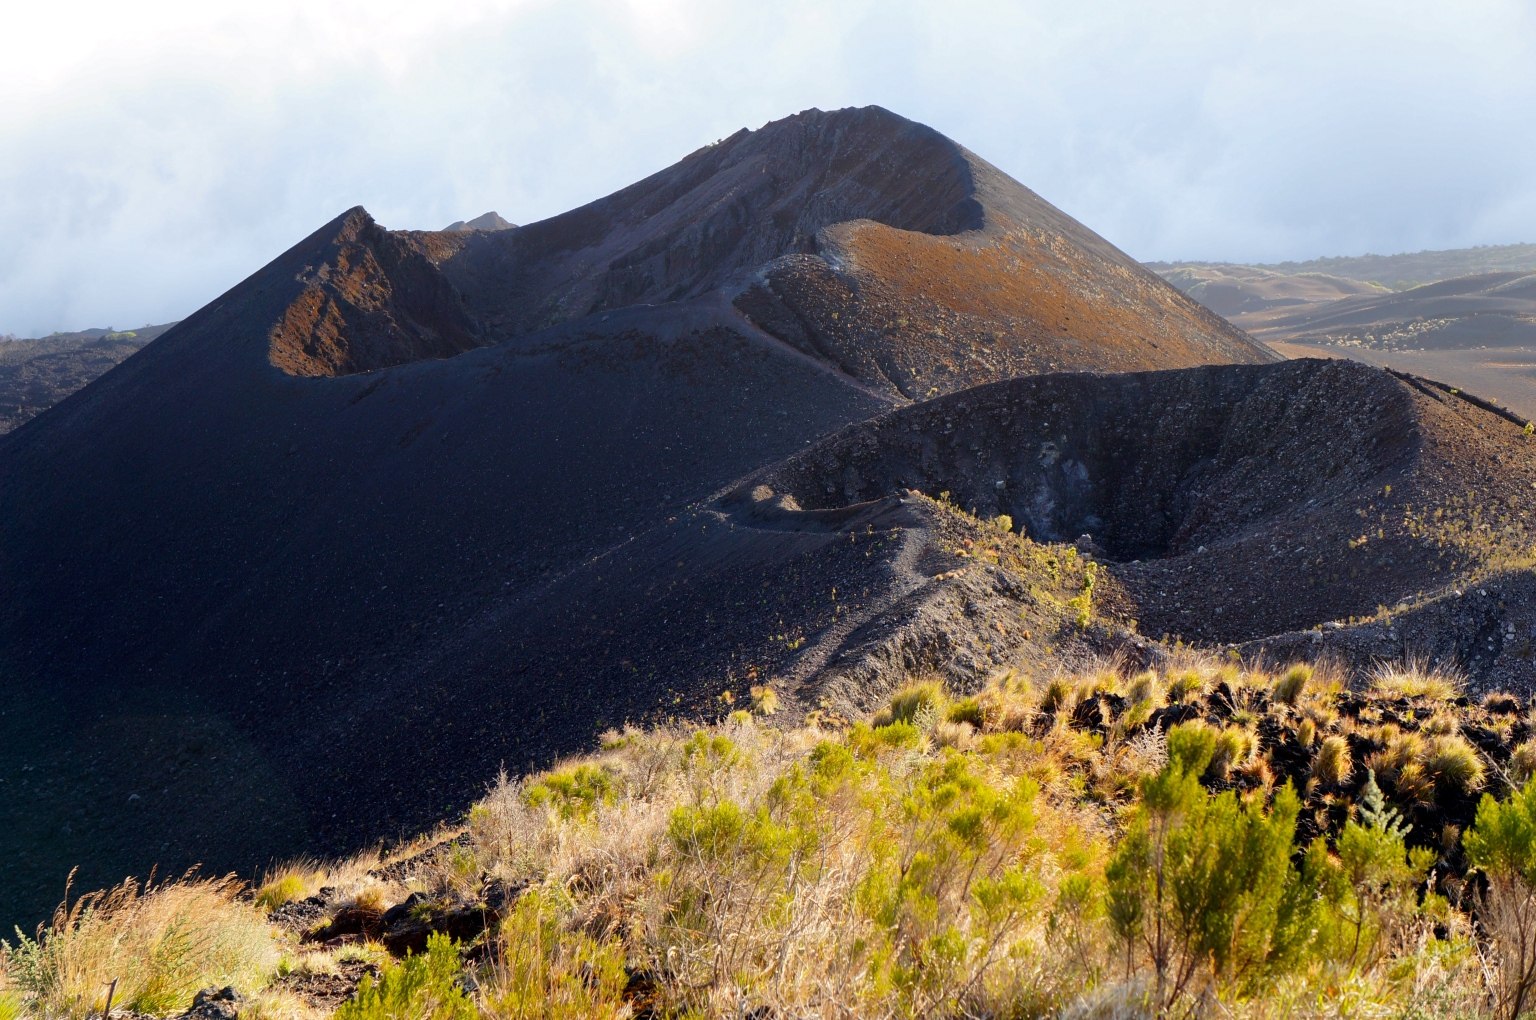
[{"x1": 16, "y1": 106, "x2": 1514, "y2": 926}]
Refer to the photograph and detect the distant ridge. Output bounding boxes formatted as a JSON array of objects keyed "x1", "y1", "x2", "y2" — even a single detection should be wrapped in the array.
[
  {"x1": 1151, "y1": 242, "x2": 1536, "y2": 294},
  {"x1": 0, "y1": 322, "x2": 176, "y2": 433},
  {"x1": 444, "y1": 211, "x2": 515, "y2": 232}
]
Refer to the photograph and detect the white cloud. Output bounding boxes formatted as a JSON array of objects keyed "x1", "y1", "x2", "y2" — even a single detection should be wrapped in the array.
[{"x1": 2, "y1": 0, "x2": 1534, "y2": 335}]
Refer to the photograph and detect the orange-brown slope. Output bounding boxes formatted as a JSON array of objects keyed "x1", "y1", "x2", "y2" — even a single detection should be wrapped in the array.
[
  {"x1": 268, "y1": 209, "x2": 479, "y2": 376},
  {"x1": 728, "y1": 116, "x2": 1273, "y2": 399}
]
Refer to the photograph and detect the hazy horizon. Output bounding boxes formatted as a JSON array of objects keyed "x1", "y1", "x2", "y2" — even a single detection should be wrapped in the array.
[{"x1": 4, "y1": 0, "x2": 1535, "y2": 337}]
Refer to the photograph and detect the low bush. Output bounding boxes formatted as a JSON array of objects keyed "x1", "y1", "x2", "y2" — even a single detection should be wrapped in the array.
[{"x1": 335, "y1": 933, "x2": 474, "y2": 1020}]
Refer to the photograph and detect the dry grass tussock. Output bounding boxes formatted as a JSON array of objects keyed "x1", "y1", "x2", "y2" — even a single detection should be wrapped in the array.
[{"x1": 0, "y1": 872, "x2": 277, "y2": 1018}]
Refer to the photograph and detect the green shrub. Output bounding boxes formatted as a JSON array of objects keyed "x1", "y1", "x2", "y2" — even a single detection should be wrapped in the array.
[
  {"x1": 1331, "y1": 771, "x2": 1432, "y2": 972},
  {"x1": 523, "y1": 763, "x2": 617, "y2": 820},
  {"x1": 1106, "y1": 723, "x2": 1316, "y2": 1008},
  {"x1": 850, "y1": 720, "x2": 923, "y2": 755},
  {"x1": 336, "y1": 933, "x2": 474, "y2": 1020},
  {"x1": 1465, "y1": 780, "x2": 1536, "y2": 1020},
  {"x1": 487, "y1": 887, "x2": 627, "y2": 1019}
]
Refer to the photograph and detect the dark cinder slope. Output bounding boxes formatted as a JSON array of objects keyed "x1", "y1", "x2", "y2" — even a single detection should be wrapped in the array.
[
  {"x1": 0, "y1": 106, "x2": 1271, "y2": 925},
  {"x1": 751, "y1": 357, "x2": 1536, "y2": 660},
  {"x1": 267, "y1": 105, "x2": 1270, "y2": 384}
]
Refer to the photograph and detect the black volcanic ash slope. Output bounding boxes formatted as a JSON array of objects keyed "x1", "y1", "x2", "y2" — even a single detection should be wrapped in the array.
[{"x1": 0, "y1": 106, "x2": 1278, "y2": 925}]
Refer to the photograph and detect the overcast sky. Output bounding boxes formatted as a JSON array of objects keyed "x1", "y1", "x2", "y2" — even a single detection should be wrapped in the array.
[{"x1": 3, "y1": 0, "x2": 1534, "y2": 336}]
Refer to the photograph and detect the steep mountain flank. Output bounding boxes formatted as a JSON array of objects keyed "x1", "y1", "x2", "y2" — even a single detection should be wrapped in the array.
[{"x1": 0, "y1": 107, "x2": 1322, "y2": 926}]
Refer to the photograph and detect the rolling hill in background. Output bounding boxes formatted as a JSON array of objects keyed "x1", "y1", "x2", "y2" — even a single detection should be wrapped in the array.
[
  {"x1": 3, "y1": 106, "x2": 1534, "y2": 934},
  {"x1": 1151, "y1": 246, "x2": 1536, "y2": 421}
]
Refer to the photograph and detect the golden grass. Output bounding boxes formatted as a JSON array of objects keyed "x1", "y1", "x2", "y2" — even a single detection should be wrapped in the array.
[
  {"x1": 1369, "y1": 658, "x2": 1464, "y2": 701},
  {"x1": 1273, "y1": 664, "x2": 1313, "y2": 705},
  {"x1": 1313, "y1": 734, "x2": 1353, "y2": 786},
  {"x1": 1, "y1": 872, "x2": 278, "y2": 1018},
  {"x1": 255, "y1": 858, "x2": 327, "y2": 912}
]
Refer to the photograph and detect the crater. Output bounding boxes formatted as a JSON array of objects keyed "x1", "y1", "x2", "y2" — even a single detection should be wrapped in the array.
[{"x1": 742, "y1": 359, "x2": 1416, "y2": 562}]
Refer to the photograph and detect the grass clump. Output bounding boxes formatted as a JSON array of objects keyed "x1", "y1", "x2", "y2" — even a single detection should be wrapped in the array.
[
  {"x1": 749, "y1": 684, "x2": 779, "y2": 715},
  {"x1": 1040, "y1": 675, "x2": 1081, "y2": 715},
  {"x1": 1273, "y1": 664, "x2": 1312, "y2": 705},
  {"x1": 1370, "y1": 659, "x2": 1463, "y2": 701},
  {"x1": 2, "y1": 873, "x2": 278, "y2": 1018},
  {"x1": 872, "y1": 678, "x2": 949, "y2": 728},
  {"x1": 1167, "y1": 668, "x2": 1209, "y2": 704},
  {"x1": 1312, "y1": 734, "x2": 1353, "y2": 786},
  {"x1": 255, "y1": 858, "x2": 325, "y2": 912},
  {"x1": 1206, "y1": 725, "x2": 1257, "y2": 781},
  {"x1": 1509, "y1": 740, "x2": 1536, "y2": 786},
  {"x1": 1426, "y1": 735, "x2": 1486, "y2": 795}
]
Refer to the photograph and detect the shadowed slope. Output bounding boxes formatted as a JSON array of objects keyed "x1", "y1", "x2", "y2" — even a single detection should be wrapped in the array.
[{"x1": 0, "y1": 106, "x2": 1275, "y2": 925}]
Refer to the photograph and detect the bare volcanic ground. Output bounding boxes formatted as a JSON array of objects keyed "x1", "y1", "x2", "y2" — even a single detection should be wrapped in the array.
[
  {"x1": 1236, "y1": 271, "x2": 1536, "y2": 350},
  {"x1": 1156, "y1": 254, "x2": 1536, "y2": 431},
  {"x1": 745, "y1": 358, "x2": 1536, "y2": 692},
  {"x1": 1149, "y1": 263, "x2": 1384, "y2": 317},
  {"x1": 0, "y1": 324, "x2": 174, "y2": 433},
  {"x1": 1269, "y1": 340, "x2": 1536, "y2": 424},
  {"x1": 264, "y1": 105, "x2": 1267, "y2": 384},
  {"x1": 1250, "y1": 274, "x2": 1536, "y2": 426}
]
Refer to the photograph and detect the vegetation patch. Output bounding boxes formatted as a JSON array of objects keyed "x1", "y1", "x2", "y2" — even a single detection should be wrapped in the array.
[{"x1": 12, "y1": 653, "x2": 1536, "y2": 1017}]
